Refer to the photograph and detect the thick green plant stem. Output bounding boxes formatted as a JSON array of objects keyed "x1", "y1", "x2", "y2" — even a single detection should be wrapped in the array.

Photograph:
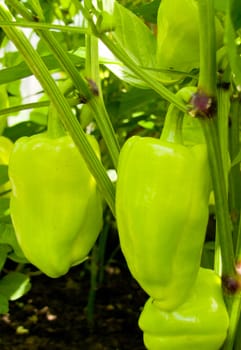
[
  {"x1": 197, "y1": 1, "x2": 241, "y2": 347},
  {"x1": 197, "y1": 0, "x2": 217, "y2": 96},
  {"x1": 0, "y1": 5, "x2": 116, "y2": 215},
  {"x1": 5, "y1": 0, "x2": 120, "y2": 169},
  {"x1": 199, "y1": 118, "x2": 234, "y2": 277},
  {"x1": 47, "y1": 104, "x2": 66, "y2": 139},
  {"x1": 229, "y1": 96, "x2": 241, "y2": 251},
  {"x1": 85, "y1": 33, "x2": 101, "y2": 90},
  {"x1": 84, "y1": 31, "x2": 120, "y2": 168},
  {"x1": 197, "y1": 0, "x2": 235, "y2": 276},
  {"x1": 223, "y1": 295, "x2": 241, "y2": 350},
  {"x1": 217, "y1": 87, "x2": 230, "y2": 189}
]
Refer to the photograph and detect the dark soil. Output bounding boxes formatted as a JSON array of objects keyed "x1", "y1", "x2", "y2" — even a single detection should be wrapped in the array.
[{"x1": 0, "y1": 261, "x2": 147, "y2": 350}]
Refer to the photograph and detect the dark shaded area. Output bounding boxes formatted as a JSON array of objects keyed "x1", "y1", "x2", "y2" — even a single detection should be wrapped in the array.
[{"x1": 0, "y1": 264, "x2": 147, "y2": 350}]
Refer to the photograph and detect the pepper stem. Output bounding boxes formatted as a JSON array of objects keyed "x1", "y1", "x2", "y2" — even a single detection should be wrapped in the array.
[
  {"x1": 160, "y1": 104, "x2": 183, "y2": 144},
  {"x1": 47, "y1": 103, "x2": 66, "y2": 139},
  {"x1": 160, "y1": 87, "x2": 197, "y2": 143}
]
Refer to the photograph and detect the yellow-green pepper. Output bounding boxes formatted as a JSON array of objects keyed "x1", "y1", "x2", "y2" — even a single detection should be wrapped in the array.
[
  {"x1": 9, "y1": 133, "x2": 103, "y2": 277},
  {"x1": 156, "y1": 0, "x2": 223, "y2": 81},
  {"x1": 115, "y1": 88, "x2": 211, "y2": 310},
  {"x1": 0, "y1": 136, "x2": 13, "y2": 197},
  {"x1": 138, "y1": 268, "x2": 229, "y2": 350}
]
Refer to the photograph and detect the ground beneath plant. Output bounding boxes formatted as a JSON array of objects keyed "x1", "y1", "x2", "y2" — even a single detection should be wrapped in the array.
[{"x1": 0, "y1": 260, "x2": 147, "y2": 350}]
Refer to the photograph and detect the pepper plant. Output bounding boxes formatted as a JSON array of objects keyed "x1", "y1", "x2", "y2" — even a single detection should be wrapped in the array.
[{"x1": 0, "y1": 0, "x2": 240, "y2": 349}]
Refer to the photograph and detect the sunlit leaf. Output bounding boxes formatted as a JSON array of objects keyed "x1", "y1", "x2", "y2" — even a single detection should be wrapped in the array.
[
  {"x1": 0, "y1": 272, "x2": 31, "y2": 301},
  {"x1": 98, "y1": 1, "x2": 157, "y2": 87}
]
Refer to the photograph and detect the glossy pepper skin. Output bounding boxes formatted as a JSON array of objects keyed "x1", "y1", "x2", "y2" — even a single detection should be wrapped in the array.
[
  {"x1": 9, "y1": 133, "x2": 103, "y2": 278},
  {"x1": 156, "y1": 0, "x2": 223, "y2": 81},
  {"x1": 0, "y1": 136, "x2": 13, "y2": 196},
  {"x1": 115, "y1": 136, "x2": 211, "y2": 310},
  {"x1": 138, "y1": 268, "x2": 229, "y2": 350}
]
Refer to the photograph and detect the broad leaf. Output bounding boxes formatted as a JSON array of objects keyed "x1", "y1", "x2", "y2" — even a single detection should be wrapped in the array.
[
  {"x1": 214, "y1": 0, "x2": 228, "y2": 12},
  {"x1": 0, "y1": 272, "x2": 31, "y2": 301},
  {"x1": 3, "y1": 121, "x2": 46, "y2": 142},
  {"x1": 113, "y1": 2, "x2": 156, "y2": 69},
  {"x1": 0, "y1": 223, "x2": 27, "y2": 262},
  {"x1": 132, "y1": 0, "x2": 161, "y2": 23},
  {"x1": 99, "y1": 1, "x2": 157, "y2": 87},
  {"x1": 0, "y1": 245, "x2": 11, "y2": 271}
]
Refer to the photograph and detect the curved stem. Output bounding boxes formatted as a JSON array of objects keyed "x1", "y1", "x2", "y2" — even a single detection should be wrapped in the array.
[
  {"x1": 160, "y1": 104, "x2": 184, "y2": 144},
  {"x1": 47, "y1": 104, "x2": 65, "y2": 139},
  {"x1": 161, "y1": 87, "x2": 197, "y2": 143}
]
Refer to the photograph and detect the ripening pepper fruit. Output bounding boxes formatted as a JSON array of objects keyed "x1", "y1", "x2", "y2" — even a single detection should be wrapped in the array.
[
  {"x1": 9, "y1": 133, "x2": 103, "y2": 278},
  {"x1": 116, "y1": 88, "x2": 211, "y2": 310},
  {"x1": 0, "y1": 136, "x2": 13, "y2": 196},
  {"x1": 138, "y1": 268, "x2": 229, "y2": 350},
  {"x1": 116, "y1": 136, "x2": 210, "y2": 310},
  {"x1": 156, "y1": 0, "x2": 223, "y2": 81}
]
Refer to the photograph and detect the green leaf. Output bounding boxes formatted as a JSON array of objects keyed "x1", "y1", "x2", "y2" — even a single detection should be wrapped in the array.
[
  {"x1": 231, "y1": 149, "x2": 241, "y2": 167},
  {"x1": 229, "y1": 0, "x2": 241, "y2": 30},
  {"x1": 0, "y1": 54, "x2": 84, "y2": 85},
  {"x1": 0, "y1": 198, "x2": 10, "y2": 218},
  {"x1": 0, "y1": 245, "x2": 11, "y2": 271},
  {"x1": 133, "y1": 0, "x2": 161, "y2": 23},
  {"x1": 0, "y1": 165, "x2": 9, "y2": 186},
  {"x1": 0, "y1": 293, "x2": 9, "y2": 314},
  {"x1": 113, "y1": 2, "x2": 156, "y2": 69},
  {"x1": 3, "y1": 121, "x2": 46, "y2": 142},
  {"x1": 225, "y1": 0, "x2": 241, "y2": 86},
  {"x1": 214, "y1": 0, "x2": 228, "y2": 12},
  {"x1": 201, "y1": 242, "x2": 215, "y2": 270},
  {"x1": 0, "y1": 223, "x2": 27, "y2": 262},
  {"x1": 99, "y1": 1, "x2": 157, "y2": 87},
  {"x1": 0, "y1": 272, "x2": 31, "y2": 301}
]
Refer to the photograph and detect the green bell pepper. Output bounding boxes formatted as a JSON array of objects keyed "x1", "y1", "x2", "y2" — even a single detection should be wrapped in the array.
[
  {"x1": 116, "y1": 88, "x2": 211, "y2": 310},
  {"x1": 138, "y1": 268, "x2": 229, "y2": 350},
  {"x1": 0, "y1": 136, "x2": 13, "y2": 197},
  {"x1": 156, "y1": 0, "x2": 223, "y2": 81},
  {"x1": 9, "y1": 132, "x2": 103, "y2": 278}
]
